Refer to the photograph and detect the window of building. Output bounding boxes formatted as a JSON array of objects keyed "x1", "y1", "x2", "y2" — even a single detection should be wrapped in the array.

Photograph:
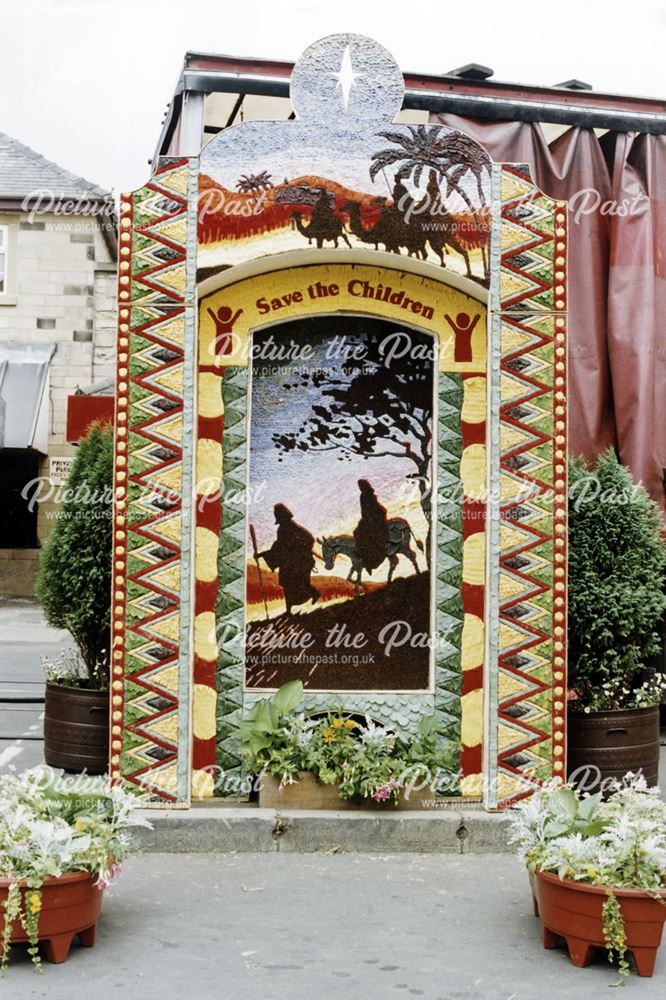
[{"x1": 0, "y1": 226, "x2": 7, "y2": 294}]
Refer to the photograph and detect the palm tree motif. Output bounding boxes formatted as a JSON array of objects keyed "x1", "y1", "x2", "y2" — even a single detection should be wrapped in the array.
[
  {"x1": 370, "y1": 126, "x2": 490, "y2": 277},
  {"x1": 236, "y1": 171, "x2": 275, "y2": 195}
]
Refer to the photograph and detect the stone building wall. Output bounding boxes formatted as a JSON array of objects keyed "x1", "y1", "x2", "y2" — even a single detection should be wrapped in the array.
[{"x1": 0, "y1": 211, "x2": 116, "y2": 596}]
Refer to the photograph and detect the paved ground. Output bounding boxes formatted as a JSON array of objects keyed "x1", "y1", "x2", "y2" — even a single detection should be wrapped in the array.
[
  {"x1": 0, "y1": 598, "x2": 69, "y2": 773},
  {"x1": 2, "y1": 602, "x2": 666, "y2": 995},
  {"x1": 4, "y1": 853, "x2": 665, "y2": 998}
]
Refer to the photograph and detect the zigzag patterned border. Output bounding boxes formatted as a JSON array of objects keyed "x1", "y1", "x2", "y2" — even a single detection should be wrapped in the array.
[
  {"x1": 111, "y1": 158, "x2": 197, "y2": 805},
  {"x1": 488, "y1": 164, "x2": 567, "y2": 809}
]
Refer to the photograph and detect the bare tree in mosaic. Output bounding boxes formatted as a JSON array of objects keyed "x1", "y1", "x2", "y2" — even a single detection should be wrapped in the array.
[{"x1": 272, "y1": 327, "x2": 434, "y2": 559}]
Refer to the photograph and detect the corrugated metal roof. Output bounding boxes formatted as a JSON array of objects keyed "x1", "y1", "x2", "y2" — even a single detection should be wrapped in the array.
[{"x1": 0, "y1": 132, "x2": 110, "y2": 200}]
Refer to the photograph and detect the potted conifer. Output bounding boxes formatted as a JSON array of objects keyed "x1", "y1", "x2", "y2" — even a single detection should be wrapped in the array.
[
  {"x1": 36, "y1": 422, "x2": 113, "y2": 774},
  {"x1": 567, "y1": 449, "x2": 666, "y2": 793}
]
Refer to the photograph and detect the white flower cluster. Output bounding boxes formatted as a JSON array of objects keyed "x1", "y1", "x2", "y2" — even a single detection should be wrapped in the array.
[
  {"x1": 0, "y1": 767, "x2": 150, "y2": 885},
  {"x1": 509, "y1": 773, "x2": 666, "y2": 890},
  {"x1": 358, "y1": 717, "x2": 396, "y2": 749},
  {"x1": 286, "y1": 714, "x2": 319, "y2": 748}
]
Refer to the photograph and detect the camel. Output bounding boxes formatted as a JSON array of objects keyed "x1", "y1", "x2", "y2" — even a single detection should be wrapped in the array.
[
  {"x1": 416, "y1": 173, "x2": 473, "y2": 277},
  {"x1": 424, "y1": 209, "x2": 473, "y2": 277},
  {"x1": 344, "y1": 200, "x2": 427, "y2": 259},
  {"x1": 290, "y1": 189, "x2": 351, "y2": 249},
  {"x1": 290, "y1": 210, "x2": 351, "y2": 249}
]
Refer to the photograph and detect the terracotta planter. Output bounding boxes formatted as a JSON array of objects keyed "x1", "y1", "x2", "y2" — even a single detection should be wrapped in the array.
[
  {"x1": 0, "y1": 871, "x2": 103, "y2": 964},
  {"x1": 567, "y1": 705, "x2": 660, "y2": 794},
  {"x1": 533, "y1": 869, "x2": 666, "y2": 977},
  {"x1": 44, "y1": 683, "x2": 109, "y2": 774},
  {"x1": 258, "y1": 772, "x2": 436, "y2": 810}
]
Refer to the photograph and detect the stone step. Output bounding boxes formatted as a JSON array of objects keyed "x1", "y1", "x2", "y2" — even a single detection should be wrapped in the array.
[{"x1": 134, "y1": 806, "x2": 513, "y2": 855}]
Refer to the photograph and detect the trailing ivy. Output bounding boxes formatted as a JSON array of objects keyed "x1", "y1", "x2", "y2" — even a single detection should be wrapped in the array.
[
  {"x1": 0, "y1": 770, "x2": 150, "y2": 971},
  {"x1": 602, "y1": 891, "x2": 629, "y2": 984},
  {"x1": 509, "y1": 776, "x2": 666, "y2": 980}
]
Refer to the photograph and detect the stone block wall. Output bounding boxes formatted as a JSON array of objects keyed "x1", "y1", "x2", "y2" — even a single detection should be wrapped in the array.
[{"x1": 0, "y1": 210, "x2": 116, "y2": 596}]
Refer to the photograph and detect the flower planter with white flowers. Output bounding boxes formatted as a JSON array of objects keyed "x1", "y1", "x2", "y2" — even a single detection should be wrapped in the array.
[
  {"x1": 510, "y1": 776, "x2": 666, "y2": 981},
  {"x1": 0, "y1": 768, "x2": 149, "y2": 969},
  {"x1": 235, "y1": 681, "x2": 458, "y2": 809}
]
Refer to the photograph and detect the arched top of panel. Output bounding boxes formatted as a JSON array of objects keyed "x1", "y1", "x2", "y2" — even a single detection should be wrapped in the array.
[
  {"x1": 197, "y1": 33, "x2": 494, "y2": 290},
  {"x1": 197, "y1": 249, "x2": 490, "y2": 305}
]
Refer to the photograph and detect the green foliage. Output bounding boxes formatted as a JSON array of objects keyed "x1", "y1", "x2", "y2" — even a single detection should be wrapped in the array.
[
  {"x1": 0, "y1": 769, "x2": 149, "y2": 971},
  {"x1": 232, "y1": 680, "x2": 304, "y2": 757},
  {"x1": 568, "y1": 449, "x2": 666, "y2": 709},
  {"x1": 510, "y1": 776, "x2": 666, "y2": 981},
  {"x1": 602, "y1": 891, "x2": 630, "y2": 983},
  {"x1": 35, "y1": 423, "x2": 113, "y2": 690},
  {"x1": 233, "y1": 684, "x2": 459, "y2": 802},
  {"x1": 539, "y1": 787, "x2": 607, "y2": 843}
]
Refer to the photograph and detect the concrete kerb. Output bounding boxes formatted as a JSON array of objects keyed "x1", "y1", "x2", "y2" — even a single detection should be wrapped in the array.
[{"x1": 133, "y1": 806, "x2": 513, "y2": 854}]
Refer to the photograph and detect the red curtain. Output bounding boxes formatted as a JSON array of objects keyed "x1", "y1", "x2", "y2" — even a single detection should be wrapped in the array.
[{"x1": 432, "y1": 113, "x2": 666, "y2": 509}]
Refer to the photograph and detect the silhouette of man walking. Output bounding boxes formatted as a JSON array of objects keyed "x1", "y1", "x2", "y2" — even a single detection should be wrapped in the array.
[{"x1": 259, "y1": 504, "x2": 319, "y2": 615}]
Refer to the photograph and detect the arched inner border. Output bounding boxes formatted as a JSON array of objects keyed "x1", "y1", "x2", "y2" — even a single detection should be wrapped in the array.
[{"x1": 193, "y1": 260, "x2": 489, "y2": 802}]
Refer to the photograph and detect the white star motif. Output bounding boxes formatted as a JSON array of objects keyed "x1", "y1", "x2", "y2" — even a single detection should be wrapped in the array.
[{"x1": 331, "y1": 46, "x2": 365, "y2": 111}]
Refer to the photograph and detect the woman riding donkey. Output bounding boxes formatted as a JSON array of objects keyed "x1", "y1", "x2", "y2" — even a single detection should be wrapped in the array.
[{"x1": 353, "y1": 480, "x2": 389, "y2": 577}]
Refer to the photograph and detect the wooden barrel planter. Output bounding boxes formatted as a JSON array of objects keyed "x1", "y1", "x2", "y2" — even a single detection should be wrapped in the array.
[
  {"x1": 567, "y1": 705, "x2": 660, "y2": 794},
  {"x1": 0, "y1": 871, "x2": 103, "y2": 964},
  {"x1": 44, "y1": 684, "x2": 109, "y2": 774}
]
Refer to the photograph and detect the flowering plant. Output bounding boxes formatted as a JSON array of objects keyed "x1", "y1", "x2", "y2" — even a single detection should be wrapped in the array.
[
  {"x1": 234, "y1": 682, "x2": 458, "y2": 803},
  {"x1": 509, "y1": 774, "x2": 666, "y2": 979},
  {"x1": 0, "y1": 768, "x2": 150, "y2": 970}
]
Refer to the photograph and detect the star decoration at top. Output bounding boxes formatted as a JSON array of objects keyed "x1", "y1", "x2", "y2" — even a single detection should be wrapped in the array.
[{"x1": 330, "y1": 46, "x2": 365, "y2": 111}]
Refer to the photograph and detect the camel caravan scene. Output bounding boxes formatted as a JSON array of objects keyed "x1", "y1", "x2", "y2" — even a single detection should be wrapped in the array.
[{"x1": 197, "y1": 123, "x2": 491, "y2": 284}]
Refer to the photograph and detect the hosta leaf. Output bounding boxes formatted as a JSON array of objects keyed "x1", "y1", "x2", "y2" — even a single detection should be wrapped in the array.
[
  {"x1": 549, "y1": 787, "x2": 578, "y2": 821},
  {"x1": 577, "y1": 792, "x2": 602, "y2": 821},
  {"x1": 253, "y1": 700, "x2": 279, "y2": 733},
  {"x1": 544, "y1": 820, "x2": 570, "y2": 839},
  {"x1": 272, "y1": 680, "x2": 304, "y2": 715}
]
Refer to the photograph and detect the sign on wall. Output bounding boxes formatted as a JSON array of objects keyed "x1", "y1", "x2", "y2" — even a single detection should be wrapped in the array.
[{"x1": 48, "y1": 456, "x2": 74, "y2": 486}]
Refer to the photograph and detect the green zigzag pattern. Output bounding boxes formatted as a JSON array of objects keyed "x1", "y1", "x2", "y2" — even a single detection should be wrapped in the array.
[
  {"x1": 215, "y1": 366, "x2": 248, "y2": 785},
  {"x1": 435, "y1": 371, "x2": 464, "y2": 768}
]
